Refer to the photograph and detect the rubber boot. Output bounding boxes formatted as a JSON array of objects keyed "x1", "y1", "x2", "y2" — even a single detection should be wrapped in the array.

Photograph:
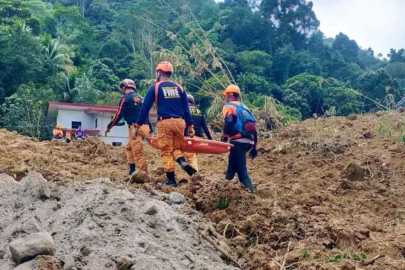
[
  {"x1": 176, "y1": 157, "x2": 196, "y2": 176},
  {"x1": 157, "y1": 172, "x2": 178, "y2": 187},
  {"x1": 128, "y1": 164, "x2": 136, "y2": 175}
]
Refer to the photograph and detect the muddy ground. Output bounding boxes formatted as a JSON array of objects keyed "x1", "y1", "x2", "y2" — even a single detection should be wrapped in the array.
[{"x1": 1, "y1": 111, "x2": 405, "y2": 269}]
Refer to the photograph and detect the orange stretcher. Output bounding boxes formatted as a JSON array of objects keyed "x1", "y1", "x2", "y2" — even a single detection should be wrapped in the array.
[{"x1": 146, "y1": 137, "x2": 233, "y2": 154}]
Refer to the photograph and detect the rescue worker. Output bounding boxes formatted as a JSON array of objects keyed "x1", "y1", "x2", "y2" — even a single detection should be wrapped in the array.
[
  {"x1": 53, "y1": 124, "x2": 64, "y2": 141},
  {"x1": 104, "y1": 79, "x2": 151, "y2": 175},
  {"x1": 135, "y1": 61, "x2": 196, "y2": 187},
  {"x1": 221, "y1": 85, "x2": 258, "y2": 193},
  {"x1": 66, "y1": 129, "x2": 72, "y2": 143},
  {"x1": 75, "y1": 126, "x2": 85, "y2": 140},
  {"x1": 184, "y1": 93, "x2": 212, "y2": 172}
]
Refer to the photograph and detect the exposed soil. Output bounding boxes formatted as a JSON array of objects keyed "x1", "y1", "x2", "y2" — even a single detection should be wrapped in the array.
[{"x1": 2, "y1": 111, "x2": 405, "y2": 269}]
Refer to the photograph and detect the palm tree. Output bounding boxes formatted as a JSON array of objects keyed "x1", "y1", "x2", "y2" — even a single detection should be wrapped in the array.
[
  {"x1": 10, "y1": 20, "x2": 32, "y2": 34},
  {"x1": 40, "y1": 34, "x2": 76, "y2": 75}
]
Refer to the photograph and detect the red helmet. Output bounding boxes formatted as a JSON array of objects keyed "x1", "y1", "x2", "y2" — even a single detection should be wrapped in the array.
[
  {"x1": 119, "y1": 79, "x2": 136, "y2": 90},
  {"x1": 156, "y1": 61, "x2": 173, "y2": 73}
]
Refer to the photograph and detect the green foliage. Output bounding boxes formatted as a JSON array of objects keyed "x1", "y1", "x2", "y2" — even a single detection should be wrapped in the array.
[
  {"x1": 98, "y1": 91, "x2": 122, "y2": 106},
  {"x1": 89, "y1": 60, "x2": 119, "y2": 92},
  {"x1": 217, "y1": 195, "x2": 230, "y2": 210},
  {"x1": 71, "y1": 74, "x2": 100, "y2": 104},
  {"x1": 302, "y1": 250, "x2": 310, "y2": 258},
  {"x1": 386, "y1": 62, "x2": 405, "y2": 79},
  {"x1": 40, "y1": 33, "x2": 76, "y2": 75},
  {"x1": 235, "y1": 50, "x2": 272, "y2": 76},
  {"x1": 282, "y1": 73, "x2": 362, "y2": 119},
  {"x1": 323, "y1": 251, "x2": 366, "y2": 263},
  {"x1": 0, "y1": 0, "x2": 40, "y2": 34},
  {"x1": 356, "y1": 69, "x2": 401, "y2": 107},
  {"x1": 332, "y1": 33, "x2": 360, "y2": 64},
  {"x1": 0, "y1": 0, "x2": 403, "y2": 137},
  {"x1": 0, "y1": 84, "x2": 56, "y2": 139}
]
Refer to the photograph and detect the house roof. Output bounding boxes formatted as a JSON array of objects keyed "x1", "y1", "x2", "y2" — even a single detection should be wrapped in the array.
[{"x1": 47, "y1": 101, "x2": 157, "y2": 117}]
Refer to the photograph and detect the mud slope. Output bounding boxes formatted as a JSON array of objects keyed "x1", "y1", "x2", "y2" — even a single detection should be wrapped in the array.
[{"x1": 2, "y1": 112, "x2": 405, "y2": 269}]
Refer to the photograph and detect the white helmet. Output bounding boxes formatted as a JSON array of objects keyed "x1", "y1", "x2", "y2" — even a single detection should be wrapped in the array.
[{"x1": 187, "y1": 94, "x2": 195, "y2": 104}]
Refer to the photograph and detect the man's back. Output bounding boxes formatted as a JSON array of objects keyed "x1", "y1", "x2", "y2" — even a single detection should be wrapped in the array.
[
  {"x1": 137, "y1": 79, "x2": 193, "y2": 127},
  {"x1": 155, "y1": 80, "x2": 187, "y2": 118},
  {"x1": 121, "y1": 92, "x2": 143, "y2": 125},
  {"x1": 188, "y1": 105, "x2": 212, "y2": 139}
]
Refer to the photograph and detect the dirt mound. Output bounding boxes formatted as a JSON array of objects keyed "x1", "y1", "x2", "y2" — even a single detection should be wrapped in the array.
[
  {"x1": 2, "y1": 112, "x2": 405, "y2": 269},
  {"x1": 0, "y1": 172, "x2": 239, "y2": 270},
  {"x1": 180, "y1": 113, "x2": 405, "y2": 269},
  {"x1": 0, "y1": 129, "x2": 151, "y2": 182}
]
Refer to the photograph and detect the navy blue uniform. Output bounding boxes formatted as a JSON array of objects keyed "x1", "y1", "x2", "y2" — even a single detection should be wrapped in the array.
[
  {"x1": 185, "y1": 105, "x2": 212, "y2": 139},
  {"x1": 136, "y1": 80, "x2": 193, "y2": 127},
  {"x1": 107, "y1": 92, "x2": 150, "y2": 129}
]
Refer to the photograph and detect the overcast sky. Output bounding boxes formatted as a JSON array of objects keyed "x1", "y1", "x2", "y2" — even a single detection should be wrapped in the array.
[
  {"x1": 311, "y1": 0, "x2": 405, "y2": 56},
  {"x1": 215, "y1": 0, "x2": 404, "y2": 56}
]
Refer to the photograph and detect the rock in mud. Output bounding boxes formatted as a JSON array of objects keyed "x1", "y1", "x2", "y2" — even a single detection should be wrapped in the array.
[
  {"x1": 116, "y1": 256, "x2": 132, "y2": 270},
  {"x1": 20, "y1": 172, "x2": 49, "y2": 199},
  {"x1": 347, "y1": 114, "x2": 357, "y2": 120},
  {"x1": 34, "y1": 256, "x2": 61, "y2": 270},
  {"x1": 14, "y1": 260, "x2": 33, "y2": 270},
  {"x1": 15, "y1": 255, "x2": 61, "y2": 270},
  {"x1": 61, "y1": 255, "x2": 75, "y2": 270},
  {"x1": 9, "y1": 232, "x2": 55, "y2": 264},
  {"x1": 140, "y1": 202, "x2": 159, "y2": 215},
  {"x1": 340, "y1": 262, "x2": 355, "y2": 270},
  {"x1": 0, "y1": 173, "x2": 20, "y2": 194},
  {"x1": 129, "y1": 171, "x2": 150, "y2": 184},
  {"x1": 39, "y1": 185, "x2": 51, "y2": 200},
  {"x1": 341, "y1": 163, "x2": 365, "y2": 181},
  {"x1": 168, "y1": 192, "x2": 186, "y2": 204}
]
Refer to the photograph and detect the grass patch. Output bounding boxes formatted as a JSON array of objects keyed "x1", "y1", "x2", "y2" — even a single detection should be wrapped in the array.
[
  {"x1": 323, "y1": 251, "x2": 367, "y2": 263},
  {"x1": 217, "y1": 195, "x2": 231, "y2": 210}
]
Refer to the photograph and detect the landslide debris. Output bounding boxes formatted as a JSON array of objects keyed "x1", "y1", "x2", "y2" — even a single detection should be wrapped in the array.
[
  {"x1": 0, "y1": 172, "x2": 239, "y2": 270},
  {"x1": 2, "y1": 112, "x2": 405, "y2": 269}
]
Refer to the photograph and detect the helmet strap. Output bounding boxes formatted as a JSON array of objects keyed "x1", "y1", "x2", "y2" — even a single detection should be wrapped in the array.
[{"x1": 156, "y1": 71, "x2": 162, "y2": 82}]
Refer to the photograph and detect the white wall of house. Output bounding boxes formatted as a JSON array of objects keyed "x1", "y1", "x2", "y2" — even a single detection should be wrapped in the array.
[
  {"x1": 57, "y1": 109, "x2": 94, "y2": 129},
  {"x1": 56, "y1": 110, "x2": 129, "y2": 146},
  {"x1": 96, "y1": 112, "x2": 129, "y2": 145},
  {"x1": 55, "y1": 106, "x2": 158, "y2": 146}
]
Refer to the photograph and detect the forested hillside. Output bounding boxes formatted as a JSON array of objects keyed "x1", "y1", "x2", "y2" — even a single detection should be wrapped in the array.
[{"x1": 1, "y1": 0, "x2": 405, "y2": 139}]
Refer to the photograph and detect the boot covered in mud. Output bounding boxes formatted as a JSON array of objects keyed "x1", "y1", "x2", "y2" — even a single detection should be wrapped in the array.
[
  {"x1": 157, "y1": 172, "x2": 178, "y2": 187},
  {"x1": 128, "y1": 164, "x2": 136, "y2": 175},
  {"x1": 176, "y1": 157, "x2": 196, "y2": 176}
]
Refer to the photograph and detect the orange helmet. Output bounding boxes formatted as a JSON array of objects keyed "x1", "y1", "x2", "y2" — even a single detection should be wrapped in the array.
[
  {"x1": 156, "y1": 61, "x2": 173, "y2": 73},
  {"x1": 222, "y1": 84, "x2": 241, "y2": 96},
  {"x1": 56, "y1": 124, "x2": 63, "y2": 129},
  {"x1": 119, "y1": 79, "x2": 136, "y2": 90}
]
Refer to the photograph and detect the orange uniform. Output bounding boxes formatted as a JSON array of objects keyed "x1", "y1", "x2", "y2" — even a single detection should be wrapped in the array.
[
  {"x1": 52, "y1": 129, "x2": 63, "y2": 138},
  {"x1": 126, "y1": 124, "x2": 150, "y2": 172}
]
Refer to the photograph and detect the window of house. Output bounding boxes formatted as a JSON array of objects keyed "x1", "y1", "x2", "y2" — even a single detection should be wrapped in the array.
[
  {"x1": 95, "y1": 118, "x2": 98, "y2": 128},
  {"x1": 112, "y1": 142, "x2": 122, "y2": 146},
  {"x1": 72, "y1": 121, "x2": 82, "y2": 129}
]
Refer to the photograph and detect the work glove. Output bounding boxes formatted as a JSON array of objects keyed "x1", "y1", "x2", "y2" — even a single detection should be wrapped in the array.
[
  {"x1": 188, "y1": 126, "x2": 195, "y2": 138},
  {"x1": 249, "y1": 146, "x2": 258, "y2": 160},
  {"x1": 221, "y1": 135, "x2": 228, "y2": 143},
  {"x1": 104, "y1": 128, "x2": 110, "y2": 137},
  {"x1": 133, "y1": 97, "x2": 141, "y2": 104}
]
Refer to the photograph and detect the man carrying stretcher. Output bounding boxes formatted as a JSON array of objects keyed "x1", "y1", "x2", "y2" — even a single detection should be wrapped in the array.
[{"x1": 135, "y1": 61, "x2": 196, "y2": 187}]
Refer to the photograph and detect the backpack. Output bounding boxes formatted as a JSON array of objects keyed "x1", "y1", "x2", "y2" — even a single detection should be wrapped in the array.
[{"x1": 226, "y1": 102, "x2": 257, "y2": 137}]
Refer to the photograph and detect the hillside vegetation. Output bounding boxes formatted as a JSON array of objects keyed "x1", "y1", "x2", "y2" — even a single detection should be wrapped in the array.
[{"x1": 1, "y1": 0, "x2": 405, "y2": 139}]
